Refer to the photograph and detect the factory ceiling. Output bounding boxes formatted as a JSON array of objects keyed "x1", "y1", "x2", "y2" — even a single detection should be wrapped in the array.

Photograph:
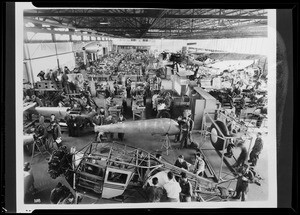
[{"x1": 24, "y1": 9, "x2": 268, "y2": 39}]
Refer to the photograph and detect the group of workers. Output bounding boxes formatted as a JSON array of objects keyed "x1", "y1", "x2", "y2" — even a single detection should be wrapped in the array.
[
  {"x1": 175, "y1": 115, "x2": 194, "y2": 149},
  {"x1": 92, "y1": 107, "x2": 126, "y2": 142},
  {"x1": 174, "y1": 153, "x2": 206, "y2": 177},
  {"x1": 145, "y1": 171, "x2": 192, "y2": 203},
  {"x1": 33, "y1": 114, "x2": 62, "y2": 150},
  {"x1": 226, "y1": 132, "x2": 264, "y2": 169},
  {"x1": 145, "y1": 152, "x2": 206, "y2": 203},
  {"x1": 37, "y1": 66, "x2": 83, "y2": 94},
  {"x1": 23, "y1": 50, "x2": 267, "y2": 204}
]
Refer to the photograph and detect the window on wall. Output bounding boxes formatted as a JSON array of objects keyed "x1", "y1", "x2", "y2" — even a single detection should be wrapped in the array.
[
  {"x1": 26, "y1": 32, "x2": 52, "y2": 41},
  {"x1": 71, "y1": 35, "x2": 81, "y2": 41},
  {"x1": 83, "y1": 36, "x2": 90, "y2": 41},
  {"x1": 55, "y1": 34, "x2": 70, "y2": 41}
]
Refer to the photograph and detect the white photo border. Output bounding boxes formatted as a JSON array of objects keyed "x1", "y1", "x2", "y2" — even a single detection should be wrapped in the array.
[{"x1": 15, "y1": 3, "x2": 277, "y2": 212}]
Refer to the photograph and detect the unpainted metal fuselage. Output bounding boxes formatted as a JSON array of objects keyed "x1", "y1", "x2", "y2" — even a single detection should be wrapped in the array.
[{"x1": 94, "y1": 118, "x2": 180, "y2": 135}]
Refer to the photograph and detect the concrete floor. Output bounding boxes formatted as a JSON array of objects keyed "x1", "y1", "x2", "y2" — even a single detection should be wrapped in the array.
[{"x1": 24, "y1": 79, "x2": 269, "y2": 204}]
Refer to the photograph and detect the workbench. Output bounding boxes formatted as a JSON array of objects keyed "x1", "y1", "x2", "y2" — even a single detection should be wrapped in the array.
[{"x1": 108, "y1": 106, "x2": 122, "y2": 118}]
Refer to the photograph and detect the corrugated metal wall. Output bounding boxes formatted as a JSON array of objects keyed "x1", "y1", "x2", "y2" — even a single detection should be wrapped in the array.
[
  {"x1": 23, "y1": 42, "x2": 76, "y2": 83},
  {"x1": 111, "y1": 37, "x2": 269, "y2": 55},
  {"x1": 187, "y1": 38, "x2": 269, "y2": 55}
]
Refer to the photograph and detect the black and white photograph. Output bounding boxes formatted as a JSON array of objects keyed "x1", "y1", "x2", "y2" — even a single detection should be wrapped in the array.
[{"x1": 15, "y1": 3, "x2": 278, "y2": 212}]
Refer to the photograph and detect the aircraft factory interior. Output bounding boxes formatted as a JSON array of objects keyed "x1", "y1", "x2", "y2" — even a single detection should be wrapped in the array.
[{"x1": 22, "y1": 8, "x2": 269, "y2": 205}]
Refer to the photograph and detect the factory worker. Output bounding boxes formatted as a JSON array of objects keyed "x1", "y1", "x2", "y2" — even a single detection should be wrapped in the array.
[
  {"x1": 47, "y1": 118, "x2": 62, "y2": 148},
  {"x1": 37, "y1": 70, "x2": 46, "y2": 81},
  {"x1": 179, "y1": 172, "x2": 193, "y2": 202},
  {"x1": 117, "y1": 114, "x2": 126, "y2": 141},
  {"x1": 146, "y1": 177, "x2": 164, "y2": 202},
  {"x1": 174, "y1": 155, "x2": 188, "y2": 170},
  {"x1": 248, "y1": 132, "x2": 264, "y2": 167},
  {"x1": 180, "y1": 117, "x2": 189, "y2": 149},
  {"x1": 193, "y1": 153, "x2": 205, "y2": 177},
  {"x1": 163, "y1": 171, "x2": 181, "y2": 202},
  {"x1": 232, "y1": 164, "x2": 254, "y2": 201},
  {"x1": 232, "y1": 140, "x2": 248, "y2": 168}
]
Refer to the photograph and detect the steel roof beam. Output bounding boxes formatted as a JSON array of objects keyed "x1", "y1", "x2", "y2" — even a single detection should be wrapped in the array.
[
  {"x1": 24, "y1": 12, "x2": 267, "y2": 19},
  {"x1": 139, "y1": 10, "x2": 168, "y2": 38}
]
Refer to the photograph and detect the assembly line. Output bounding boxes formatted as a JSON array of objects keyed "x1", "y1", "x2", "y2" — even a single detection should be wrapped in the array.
[
  {"x1": 20, "y1": 8, "x2": 271, "y2": 206},
  {"x1": 23, "y1": 50, "x2": 267, "y2": 205}
]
